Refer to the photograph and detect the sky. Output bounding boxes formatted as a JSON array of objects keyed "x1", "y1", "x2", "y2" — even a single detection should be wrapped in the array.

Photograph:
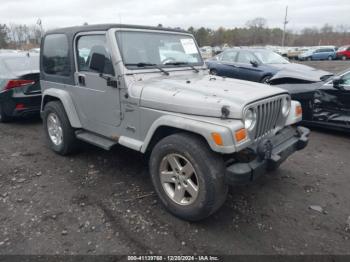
[{"x1": 0, "y1": 0, "x2": 349, "y2": 31}]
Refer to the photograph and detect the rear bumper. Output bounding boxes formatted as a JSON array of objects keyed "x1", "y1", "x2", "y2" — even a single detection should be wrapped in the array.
[
  {"x1": 225, "y1": 126, "x2": 310, "y2": 185},
  {"x1": 0, "y1": 91, "x2": 41, "y2": 117}
]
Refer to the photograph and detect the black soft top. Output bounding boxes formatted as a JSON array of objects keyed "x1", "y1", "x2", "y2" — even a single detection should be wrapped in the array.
[
  {"x1": 41, "y1": 24, "x2": 189, "y2": 85},
  {"x1": 46, "y1": 24, "x2": 188, "y2": 36}
]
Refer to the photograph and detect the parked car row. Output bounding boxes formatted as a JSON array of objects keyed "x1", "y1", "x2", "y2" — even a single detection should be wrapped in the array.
[{"x1": 206, "y1": 48, "x2": 332, "y2": 84}]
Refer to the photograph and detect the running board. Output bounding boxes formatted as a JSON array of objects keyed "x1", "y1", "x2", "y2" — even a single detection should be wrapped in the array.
[{"x1": 75, "y1": 131, "x2": 118, "y2": 150}]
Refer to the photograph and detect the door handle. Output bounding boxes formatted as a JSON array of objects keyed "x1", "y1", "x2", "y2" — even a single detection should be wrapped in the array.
[{"x1": 78, "y1": 75, "x2": 86, "y2": 86}]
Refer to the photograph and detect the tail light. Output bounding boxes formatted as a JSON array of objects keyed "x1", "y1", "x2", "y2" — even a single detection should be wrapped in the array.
[{"x1": 4, "y1": 79, "x2": 35, "y2": 91}]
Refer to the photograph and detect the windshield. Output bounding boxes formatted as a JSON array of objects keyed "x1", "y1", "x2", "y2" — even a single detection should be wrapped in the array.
[
  {"x1": 115, "y1": 31, "x2": 203, "y2": 69},
  {"x1": 253, "y1": 50, "x2": 289, "y2": 64},
  {"x1": 338, "y1": 46, "x2": 349, "y2": 51}
]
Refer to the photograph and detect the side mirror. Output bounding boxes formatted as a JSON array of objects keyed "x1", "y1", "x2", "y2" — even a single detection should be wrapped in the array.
[
  {"x1": 89, "y1": 53, "x2": 105, "y2": 74},
  {"x1": 332, "y1": 76, "x2": 345, "y2": 90},
  {"x1": 250, "y1": 60, "x2": 259, "y2": 67}
]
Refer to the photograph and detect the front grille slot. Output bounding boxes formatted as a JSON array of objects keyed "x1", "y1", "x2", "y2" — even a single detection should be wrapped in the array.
[{"x1": 253, "y1": 98, "x2": 282, "y2": 140}]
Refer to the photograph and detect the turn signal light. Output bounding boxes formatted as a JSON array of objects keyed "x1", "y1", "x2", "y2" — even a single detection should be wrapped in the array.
[
  {"x1": 296, "y1": 105, "x2": 303, "y2": 116},
  {"x1": 235, "y1": 128, "x2": 247, "y2": 142},
  {"x1": 211, "y1": 132, "x2": 223, "y2": 146}
]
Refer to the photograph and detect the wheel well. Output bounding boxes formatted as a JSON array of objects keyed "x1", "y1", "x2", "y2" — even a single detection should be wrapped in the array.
[
  {"x1": 42, "y1": 95, "x2": 60, "y2": 110},
  {"x1": 145, "y1": 126, "x2": 208, "y2": 154}
]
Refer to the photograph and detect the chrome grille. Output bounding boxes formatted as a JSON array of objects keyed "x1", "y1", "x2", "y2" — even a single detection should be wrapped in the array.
[{"x1": 252, "y1": 97, "x2": 283, "y2": 140}]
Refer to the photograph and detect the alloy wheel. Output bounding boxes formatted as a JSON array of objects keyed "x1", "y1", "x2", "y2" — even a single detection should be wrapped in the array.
[
  {"x1": 159, "y1": 153, "x2": 199, "y2": 206},
  {"x1": 47, "y1": 113, "x2": 63, "y2": 146}
]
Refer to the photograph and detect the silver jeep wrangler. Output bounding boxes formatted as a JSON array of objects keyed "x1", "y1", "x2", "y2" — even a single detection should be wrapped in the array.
[{"x1": 40, "y1": 24, "x2": 309, "y2": 221}]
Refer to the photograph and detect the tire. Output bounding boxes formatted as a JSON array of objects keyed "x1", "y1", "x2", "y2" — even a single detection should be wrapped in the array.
[
  {"x1": 328, "y1": 56, "x2": 333, "y2": 61},
  {"x1": 0, "y1": 103, "x2": 12, "y2": 123},
  {"x1": 307, "y1": 57, "x2": 312, "y2": 61},
  {"x1": 43, "y1": 101, "x2": 79, "y2": 155},
  {"x1": 342, "y1": 55, "x2": 347, "y2": 61},
  {"x1": 261, "y1": 75, "x2": 272, "y2": 84},
  {"x1": 210, "y1": 69, "x2": 218, "y2": 76},
  {"x1": 149, "y1": 133, "x2": 228, "y2": 221}
]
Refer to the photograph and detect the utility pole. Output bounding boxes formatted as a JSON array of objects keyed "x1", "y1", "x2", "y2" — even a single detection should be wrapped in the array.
[{"x1": 281, "y1": 6, "x2": 289, "y2": 47}]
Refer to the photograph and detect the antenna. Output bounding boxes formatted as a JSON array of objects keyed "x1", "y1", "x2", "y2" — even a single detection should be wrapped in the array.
[{"x1": 281, "y1": 6, "x2": 289, "y2": 47}]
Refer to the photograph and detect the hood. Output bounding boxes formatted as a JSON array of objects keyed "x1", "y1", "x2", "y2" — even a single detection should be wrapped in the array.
[
  {"x1": 136, "y1": 73, "x2": 287, "y2": 119},
  {"x1": 269, "y1": 63, "x2": 333, "y2": 83}
]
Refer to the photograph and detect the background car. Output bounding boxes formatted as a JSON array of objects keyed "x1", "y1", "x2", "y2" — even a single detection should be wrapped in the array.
[
  {"x1": 298, "y1": 47, "x2": 336, "y2": 61},
  {"x1": 0, "y1": 52, "x2": 41, "y2": 122},
  {"x1": 336, "y1": 45, "x2": 350, "y2": 60},
  {"x1": 277, "y1": 68, "x2": 350, "y2": 132},
  {"x1": 206, "y1": 48, "x2": 331, "y2": 84},
  {"x1": 287, "y1": 47, "x2": 310, "y2": 60}
]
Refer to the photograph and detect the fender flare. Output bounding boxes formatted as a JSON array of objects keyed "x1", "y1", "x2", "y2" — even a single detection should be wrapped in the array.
[
  {"x1": 41, "y1": 88, "x2": 82, "y2": 128},
  {"x1": 140, "y1": 115, "x2": 236, "y2": 154}
]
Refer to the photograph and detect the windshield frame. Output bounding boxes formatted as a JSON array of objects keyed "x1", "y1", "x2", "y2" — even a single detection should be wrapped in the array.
[{"x1": 113, "y1": 28, "x2": 204, "y2": 71}]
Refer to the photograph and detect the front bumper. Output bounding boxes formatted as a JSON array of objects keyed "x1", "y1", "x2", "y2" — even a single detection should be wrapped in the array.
[{"x1": 225, "y1": 126, "x2": 310, "y2": 185}]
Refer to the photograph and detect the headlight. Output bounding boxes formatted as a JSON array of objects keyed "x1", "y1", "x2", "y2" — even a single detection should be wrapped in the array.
[
  {"x1": 282, "y1": 96, "x2": 291, "y2": 116},
  {"x1": 244, "y1": 108, "x2": 257, "y2": 130}
]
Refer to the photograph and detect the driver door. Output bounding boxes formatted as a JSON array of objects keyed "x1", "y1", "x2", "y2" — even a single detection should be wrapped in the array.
[
  {"x1": 314, "y1": 72, "x2": 350, "y2": 124},
  {"x1": 73, "y1": 33, "x2": 121, "y2": 136}
]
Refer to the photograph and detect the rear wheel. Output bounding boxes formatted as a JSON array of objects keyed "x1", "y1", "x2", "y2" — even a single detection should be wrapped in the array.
[
  {"x1": 149, "y1": 133, "x2": 228, "y2": 221},
  {"x1": 328, "y1": 56, "x2": 333, "y2": 61},
  {"x1": 307, "y1": 57, "x2": 312, "y2": 61},
  {"x1": 43, "y1": 101, "x2": 79, "y2": 155},
  {"x1": 342, "y1": 55, "x2": 347, "y2": 61},
  {"x1": 0, "y1": 104, "x2": 12, "y2": 123}
]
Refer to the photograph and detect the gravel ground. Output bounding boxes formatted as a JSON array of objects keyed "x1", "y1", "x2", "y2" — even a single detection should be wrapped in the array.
[{"x1": 0, "y1": 61, "x2": 349, "y2": 255}]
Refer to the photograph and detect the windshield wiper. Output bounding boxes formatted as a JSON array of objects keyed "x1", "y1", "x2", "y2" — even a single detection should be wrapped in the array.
[
  {"x1": 125, "y1": 62, "x2": 169, "y2": 76},
  {"x1": 164, "y1": 62, "x2": 199, "y2": 73}
]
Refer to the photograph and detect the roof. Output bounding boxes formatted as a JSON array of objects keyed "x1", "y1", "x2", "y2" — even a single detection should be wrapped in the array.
[{"x1": 46, "y1": 23, "x2": 188, "y2": 36}]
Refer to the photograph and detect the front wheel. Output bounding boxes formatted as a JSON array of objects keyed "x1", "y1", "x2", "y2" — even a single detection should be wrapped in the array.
[
  {"x1": 261, "y1": 75, "x2": 272, "y2": 84},
  {"x1": 307, "y1": 57, "x2": 312, "y2": 61},
  {"x1": 43, "y1": 101, "x2": 79, "y2": 155},
  {"x1": 342, "y1": 55, "x2": 347, "y2": 61},
  {"x1": 328, "y1": 56, "x2": 333, "y2": 61},
  {"x1": 210, "y1": 69, "x2": 218, "y2": 75},
  {"x1": 149, "y1": 133, "x2": 228, "y2": 221}
]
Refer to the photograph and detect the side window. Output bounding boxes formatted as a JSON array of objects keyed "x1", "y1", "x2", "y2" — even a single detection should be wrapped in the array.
[
  {"x1": 237, "y1": 51, "x2": 256, "y2": 64},
  {"x1": 221, "y1": 51, "x2": 238, "y2": 62},
  {"x1": 76, "y1": 35, "x2": 114, "y2": 76},
  {"x1": 341, "y1": 72, "x2": 350, "y2": 86},
  {"x1": 43, "y1": 34, "x2": 70, "y2": 76}
]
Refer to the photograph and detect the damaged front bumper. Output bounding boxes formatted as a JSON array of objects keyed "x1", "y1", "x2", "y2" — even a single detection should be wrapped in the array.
[{"x1": 225, "y1": 126, "x2": 310, "y2": 185}]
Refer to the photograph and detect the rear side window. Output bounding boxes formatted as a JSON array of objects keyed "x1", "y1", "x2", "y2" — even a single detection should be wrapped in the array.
[
  {"x1": 43, "y1": 34, "x2": 70, "y2": 76},
  {"x1": 220, "y1": 51, "x2": 238, "y2": 62}
]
